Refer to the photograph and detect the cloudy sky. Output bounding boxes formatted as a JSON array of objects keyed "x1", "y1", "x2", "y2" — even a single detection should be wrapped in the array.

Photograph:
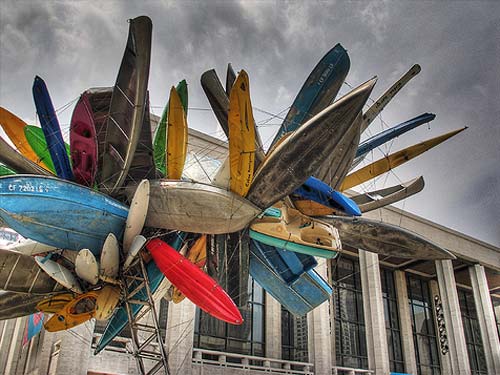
[{"x1": 1, "y1": 1, "x2": 498, "y2": 246}]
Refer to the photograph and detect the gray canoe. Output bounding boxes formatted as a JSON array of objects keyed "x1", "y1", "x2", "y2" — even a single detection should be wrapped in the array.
[
  {"x1": 0, "y1": 291, "x2": 49, "y2": 320},
  {"x1": 98, "y1": 16, "x2": 152, "y2": 195},
  {"x1": 350, "y1": 176, "x2": 425, "y2": 213},
  {"x1": 132, "y1": 180, "x2": 262, "y2": 234},
  {"x1": 0, "y1": 249, "x2": 64, "y2": 294},
  {"x1": 0, "y1": 136, "x2": 51, "y2": 176},
  {"x1": 247, "y1": 78, "x2": 376, "y2": 209},
  {"x1": 200, "y1": 69, "x2": 265, "y2": 164},
  {"x1": 315, "y1": 113, "x2": 362, "y2": 189},
  {"x1": 321, "y1": 216, "x2": 455, "y2": 259}
]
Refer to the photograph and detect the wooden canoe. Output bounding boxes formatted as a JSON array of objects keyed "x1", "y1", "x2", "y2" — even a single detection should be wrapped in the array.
[
  {"x1": 228, "y1": 70, "x2": 255, "y2": 197},
  {"x1": 340, "y1": 127, "x2": 466, "y2": 190},
  {"x1": 247, "y1": 78, "x2": 376, "y2": 209},
  {"x1": 350, "y1": 176, "x2": 425, "y2": 212}
]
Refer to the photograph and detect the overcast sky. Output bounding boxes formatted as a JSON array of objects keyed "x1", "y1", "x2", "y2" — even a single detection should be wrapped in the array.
[{"x1": 1, "y1": 1, "x2": 498, "y2": 246}]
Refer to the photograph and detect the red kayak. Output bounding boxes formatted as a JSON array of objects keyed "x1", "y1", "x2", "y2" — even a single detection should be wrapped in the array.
[
  {"x1": 146, "y1": 238, "x2": 243, "y2": 325},
  {"x1": 70, "y1": 92, "x2": 98, "y2": 186}
]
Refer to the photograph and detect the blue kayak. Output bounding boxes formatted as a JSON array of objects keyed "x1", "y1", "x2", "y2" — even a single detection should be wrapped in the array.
[
  {"x1": 95, "y1": 233, "x2": 185, "y2": 354},
  {"x1": 251, "y1": 239, "x2": 317, "y2": 285},
  {"x1": 354, "y1": 113, "x2": 436, "y2": 163},
  {"x1": 32, "y1": 76, "x2": 74, "y2": 181},
  {"x1": 0, "y1": 175, "x2": 128, "y2": 254},
  {"x1": 249, "y1": 240, "x2": 332, "y2": 316},
  {"x1": 293, "y1": 176, "x2": 361, "y2": 216},
  {"x1": 270, "y1": 43, "x2": 350, "y2": 148}
]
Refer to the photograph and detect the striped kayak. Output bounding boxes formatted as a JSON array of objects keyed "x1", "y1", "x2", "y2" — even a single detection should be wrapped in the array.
[
  {"x1": 340, "y1": 127, "x2": 467, "y2": 190},
  {"x1": 32, "y1": 76, "x2": 74, "y2": 180},
  {"x1": 270, "y1": 43, "x2": 350, "y2": 147},
  {"x1": 0, "y1": 175, "x2": 128, "y2": 254}
]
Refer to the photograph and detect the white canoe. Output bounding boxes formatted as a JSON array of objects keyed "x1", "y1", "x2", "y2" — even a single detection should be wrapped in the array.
[
  {"x1": 123, "y1": 179, "x2": 150, "y2": 253},
  {"x1": 75, "y1": 249, "x2": 99, "y2": 285}
]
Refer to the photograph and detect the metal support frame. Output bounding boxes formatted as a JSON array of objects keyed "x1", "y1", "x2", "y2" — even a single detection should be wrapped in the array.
[{"x1": 122, "y1": 257, "x2": 169, "y2": 375}]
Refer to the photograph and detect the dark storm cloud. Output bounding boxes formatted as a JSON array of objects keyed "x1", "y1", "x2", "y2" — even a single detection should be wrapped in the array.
[{"x1": 0, "y1": 1, "x2": 498, "y2": 245}]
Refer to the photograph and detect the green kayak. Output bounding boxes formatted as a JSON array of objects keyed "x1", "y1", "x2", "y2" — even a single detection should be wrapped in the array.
[
  {"x1": 153, "y1": 80, "x2": 188, "y2": 176},
  {"x1": 0, "y1": 163, "x2": 16, "y2": 176},
  {"x1": 24, "y1": 125, "x2": 71, "y2": 174}
]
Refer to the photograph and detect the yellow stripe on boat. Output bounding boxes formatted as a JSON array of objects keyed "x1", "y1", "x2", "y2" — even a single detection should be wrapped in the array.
[
  {"x1": 228, "y1": 70, "x2": 255, "y2": 197},
  {"x1": 340, "y1": 127, "x2": 466, "y2": 191},
  {"x1": 166, "y1": 87, "x2": 188, "y2": 180}
]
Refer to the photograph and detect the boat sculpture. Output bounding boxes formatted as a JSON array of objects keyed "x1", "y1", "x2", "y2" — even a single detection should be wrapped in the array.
[
  {"x1": 0, "y1": 106, "x2": 51, "y2": 170},
  {"x1": 322, "y1": 215, "x2": 456, "y2": 259},
  {"x1": 249, "y1": 204, "x2": 342, "y2": 259},
  {"x1": 98, "y1": 16, "x2": 152, "y2": 195},
  {"x1": 32, "y1": 76, "x2": 74, "y2": 180},
  {"x1": 0, "y1": 136, "x2": 51, "y2": 176},
  {"x1": 166, "y1": 87, "x2": 188, "y2": 179},
  {"x1": 270, "y1": 43, "x2": 350, "y2": 147},
  {"x1": 228, "y1": 70, "x2": 255, "y2": 197},
  {"x1": 249, "y1": 240, "x2": 332, "y2": 316},
  {"x1": 0, "y1": 175, "x2": 128, "y2": 254},
  {"x1": 247, "y1": 78, "x2": 376, "y2": 209},
  {"x1": 24, "y1": 125, "x2": 71, "y2": 174},
  {"x1": 0, "y1": 292, "x2": 54, "y2": 320},
  {"x1": 340, "y1": 127, "x2": 467, "y2": 190},
  {"x1": 137, "y1": 179, "x2": 262, "y2": 234},
  {"x1": 350, "y1": 176, "x2": 425, "y2": 213},
  {"x1": 147, "y1": 238, "x2": 243, "y2": 324}
]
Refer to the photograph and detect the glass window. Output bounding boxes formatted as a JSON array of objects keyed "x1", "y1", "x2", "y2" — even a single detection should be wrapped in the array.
[
  {"x1": 331, "y1": 257, "x2": 368, "y2": 369},
  {"x1": 458, "y1": 288, "x2": 487, "y2": 375},
  {"x1": 407, "y1": 274, "x2": 440, "y2": 375},
  {"x1": 381, "y1": 268, "x2": 404, "y2": 373},
  {"x1": 194, "y1": 276, "x2": 265, "y2": 357},
  {"x1": 281, "y1": 306, "x2": 309, "y2": 363}
]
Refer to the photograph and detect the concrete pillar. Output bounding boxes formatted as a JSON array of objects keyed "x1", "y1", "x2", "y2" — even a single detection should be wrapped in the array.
[
  {"x1": 4, "y1": 317, "x2": 25, "y2": 375},
  {"x1": 265, "y1": 293, "x2": 281, "y2": 359},
  {"x1": 165, "y1": 299, "x2": 196, "y2": 375},
  {"x1": 359, "y1": 251, "x2": 390, "y2": 375},
  {"x1": 307, "y1": 259, "x2": 332, "y2": 374},
  {"x1": 429, "y1": 280, "x2": 452, "y2": 375},
  {"x1": 394, "y1": 270, "x2": 418, "y2": 375},
  {"x1": 469, "y1": 264, "x2": 500, "y2": 375},
  {"x1": 0, "y1": 318, "x2": 16, "y2": 373},
  {"x1": 435, "y1": 259, "x2": 471, "y2": 375}
]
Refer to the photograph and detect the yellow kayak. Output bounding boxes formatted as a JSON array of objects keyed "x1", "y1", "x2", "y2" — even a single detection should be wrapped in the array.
[
  {"x1": 0, "y1": 107, "x2": 51, "y2": 171},
  {"x1": 36, "y1": 293, "x2": 75, "y2": 314},
  {"x1": 340, "y1": 127, "x2": 466, "y2": 191},
  {"x1": 228, "y1": 70, "x2": 255, "y2": 197},
  {"x1": 172, "y1": 234, "x2": 208, "y2": 303},
  {"x1": 43, "y1": 291, "x2": 98, "y2": 332},
  {"x1": 166, "y1": 86, "x2": 188, "y2": 179}
]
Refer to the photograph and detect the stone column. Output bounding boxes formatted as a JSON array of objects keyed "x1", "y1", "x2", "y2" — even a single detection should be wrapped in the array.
[
  {"x1": 469, "y1": 264, "x2": 500, "y2": 375},
  {"x1": 0, "y1": 319, "x2": 16, "y2": 372},
  {"x1": 429, "y1": 280, "x2": 452, "y2": 374},
  {"x1": 265, "y1": 293, "x2": 281, "y2": 359},
  {"x1": 359, "y1": 250, "x2": 390, "y2": 375},
  {"x1": 3, "y1": 316, "x2": 25, "y2": 375},
  {"x1": 435, "y1": 259, "x2": 471, "y2": 375},
  {"x1": 165, "y1": 299, "x2": 196, "y2": 375},
  {"x1": 308, "y1": 259, "x2": 333, "y2": 374},
  {"x1": 394, "y1": 270, "x2": 418, "y2": 375}
]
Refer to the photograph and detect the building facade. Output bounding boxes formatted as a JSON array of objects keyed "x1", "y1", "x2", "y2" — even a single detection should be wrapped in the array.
[{"x1": 0, "y1": 129, "x2": 499, "y2": 375}]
